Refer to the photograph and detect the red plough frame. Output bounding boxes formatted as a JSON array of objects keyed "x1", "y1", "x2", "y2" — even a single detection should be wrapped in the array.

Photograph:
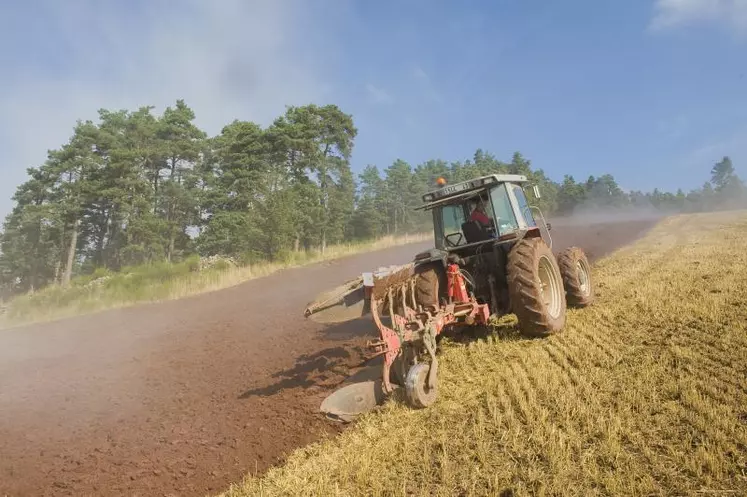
[{"x1": 364, "y1": 263, "x2": 491, "y2": 393}]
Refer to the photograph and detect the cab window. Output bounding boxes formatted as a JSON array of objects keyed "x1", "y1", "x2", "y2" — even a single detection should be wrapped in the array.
[
  {"x1": 511, "y1": 184, "x2": 537, "y2": 227},
  {"x1": 489, "y1": 184, "x2": 519, "y2": 234},
  {"x1": 440, "y1": 204, "x2": 467, "y2": 246}
]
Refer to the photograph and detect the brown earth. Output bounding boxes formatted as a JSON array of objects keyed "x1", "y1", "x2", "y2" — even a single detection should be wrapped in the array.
[{"x1": 0, "y1": 219, "x2": 658, "y2": 497}]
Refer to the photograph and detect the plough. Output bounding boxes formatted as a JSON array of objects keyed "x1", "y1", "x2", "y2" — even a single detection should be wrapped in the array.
[{"x1": 305, "y1": 259, "x2": 489, "y2": 409}]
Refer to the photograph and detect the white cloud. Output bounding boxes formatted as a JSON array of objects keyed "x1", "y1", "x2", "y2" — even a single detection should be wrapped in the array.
[
  {"x1": 365, "y1": 83, "x2": 394, "y2": 104},
  {"x1": 680, "y1": 125, "x2": 747, "y2": 180},
  {"x1": 656, "y1": 114, "x2": 690, "y2": 140},
  {"x1": 0, "y1": 0, "x2": 335, "y2": 220},
  {"x1": 411, "y1": 66, "x2": 444, "y2": 104},
  {"x1": 412, "y1": 66, "x2": 430, "y2": 82},
  {"x1": 650, "y1": 0, "x2": 747, "y2": 32}
]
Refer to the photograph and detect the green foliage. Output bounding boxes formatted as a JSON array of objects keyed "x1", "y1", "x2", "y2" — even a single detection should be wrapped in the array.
[{"x1": 0, "y1": 97, "x2": 743, "y2": 301}]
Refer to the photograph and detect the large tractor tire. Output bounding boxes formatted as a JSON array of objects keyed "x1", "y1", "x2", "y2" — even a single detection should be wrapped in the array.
[
  {"x1": 556, "y1": 246, "x2": 595, "y2": 308},
  {"x1": 414, "y1": 263, "x2": 445, "y2": 308},
  {"x1": 507, "y1": 237, "x2": 567, "y2": 338}
]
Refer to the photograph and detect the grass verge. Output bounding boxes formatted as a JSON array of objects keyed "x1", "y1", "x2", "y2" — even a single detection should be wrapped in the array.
[
  {"x1": 0, "y1": 232, "x2": 431, "y2": 329},
  {"x1": 221, "y1": 211, "x2": 747, "y2": 496}
]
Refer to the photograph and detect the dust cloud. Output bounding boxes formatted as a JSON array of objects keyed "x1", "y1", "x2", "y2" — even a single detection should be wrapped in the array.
[{"x1": 547, "y1": 203, "x2": 667, "y2": 228}]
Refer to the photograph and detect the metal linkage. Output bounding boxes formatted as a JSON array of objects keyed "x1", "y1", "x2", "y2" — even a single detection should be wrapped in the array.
[{"x1": 363, "y1": 263, "x2": 492, "y2": 395}]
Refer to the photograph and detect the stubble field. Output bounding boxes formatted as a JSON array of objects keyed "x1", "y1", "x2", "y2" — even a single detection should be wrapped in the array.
[{"x1": 223, "y1": 211, "x2": 747, "y2": 497}]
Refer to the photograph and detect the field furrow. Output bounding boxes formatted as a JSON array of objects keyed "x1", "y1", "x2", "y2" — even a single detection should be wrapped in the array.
[
  {"x1": 667, "y1": 336, "x2": 747, "y2": 398},
  {"x1": 539, "y1": 341, "x2": 588, "y2": 393},
  {"x1": 563, "y1": 330, "x2": 618, "y2": 366}
]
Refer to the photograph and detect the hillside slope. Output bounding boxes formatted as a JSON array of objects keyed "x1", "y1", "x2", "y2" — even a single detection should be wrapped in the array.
[
  {"x1": 223, "y1": 212, "x2": 747, "y2": 497},
  {"x1": 0, "y1": 220, "x2": 654, "y2": 497}
]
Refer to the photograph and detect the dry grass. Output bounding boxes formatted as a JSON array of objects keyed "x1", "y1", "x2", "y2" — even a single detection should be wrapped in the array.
[
  {"x1": 220, "y1": 211, "x2": 747, "y2": 497},
  {"x1": 0, "y1": 232, "x2": 431, "y2": 329}
]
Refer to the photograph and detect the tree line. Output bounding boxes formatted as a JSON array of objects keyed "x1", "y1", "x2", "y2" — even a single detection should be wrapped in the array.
[{"x1": 1, "y1": 100, "x2": 744, "y2": 295}]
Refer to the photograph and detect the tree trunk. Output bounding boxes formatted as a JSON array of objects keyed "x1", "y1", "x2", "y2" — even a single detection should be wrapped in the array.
[
  {"x1": 54, "y1": 259, "x2": 61, "y2": 285},
  {"x1": 62, "y1": 219, "x2": 79, "y2": 287},
  {"x1": 319, "y1": 146, "x2": 330, "y2": 256},
  {"x1": 153, "y1": 175, "x2": 159, "y2": 215},
  {"x1": 96, "y1": 208, "x2": 110, "y2": 266},
  {"x1": 107, "y1": 207, "x2": 121, "y2": 270},
  {"x1": 294, "y1": 235, "x2": 300, "y2": 252},
  {"x1": 167, "y1": 226, "x2": 175, "y2": 263},
  {"x1": 57, "y1": 224, "x2": 67, "y2": 285}
]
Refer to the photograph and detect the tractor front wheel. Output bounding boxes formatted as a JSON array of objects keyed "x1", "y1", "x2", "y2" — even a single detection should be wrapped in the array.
[
  {"x1": 557, "y1": 246, "x2": 595, "y2": 307},
  {"x1": 507, "y1": 237, "x2": 567, "y2": 337},
  {"x1": 414, "y1": 263, "x2": 445, "y2": 308}
]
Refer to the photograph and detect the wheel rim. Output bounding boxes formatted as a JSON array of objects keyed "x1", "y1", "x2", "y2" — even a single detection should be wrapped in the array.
[
  {"x1": 538, "y1": 254, "x2": 562, "y2": 318},
  {"x1": 576, "y1": 259, "x2": 590, "y2": 296}
]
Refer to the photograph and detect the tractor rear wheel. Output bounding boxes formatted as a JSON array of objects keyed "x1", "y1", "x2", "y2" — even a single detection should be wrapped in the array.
[
  {"x1": 414, "y1": 263, "x2": 444, "y2": 308},
  {"x1": 507, "y1": 237, "x2": 567, "y2": 337},
  {"x1": 557, "y1": 247, "x2": 594, "y2": 307}
]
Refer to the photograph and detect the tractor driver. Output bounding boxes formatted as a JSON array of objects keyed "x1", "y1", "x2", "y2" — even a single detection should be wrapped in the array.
[{"x1": 469, "y1": 197, "x2": 494, "y2": 230}]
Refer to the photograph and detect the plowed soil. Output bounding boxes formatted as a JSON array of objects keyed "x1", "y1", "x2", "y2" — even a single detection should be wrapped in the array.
[{"x1": 0, "y1": 219, "x2": 657, "y2": 497}]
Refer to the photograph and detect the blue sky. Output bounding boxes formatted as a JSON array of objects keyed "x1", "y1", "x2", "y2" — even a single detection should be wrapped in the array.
[{"x1": 1, "y1": 0, "x2": 746, "y2": 220}]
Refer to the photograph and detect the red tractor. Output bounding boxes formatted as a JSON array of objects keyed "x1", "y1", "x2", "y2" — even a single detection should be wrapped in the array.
[{"x1": 305, "y1": 174, "x2": 594, "y2": 412}]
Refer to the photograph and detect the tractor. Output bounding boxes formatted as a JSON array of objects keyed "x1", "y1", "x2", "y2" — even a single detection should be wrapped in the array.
[{"x1": 304, "y1": 174, "x2": 594, "y2": 413}]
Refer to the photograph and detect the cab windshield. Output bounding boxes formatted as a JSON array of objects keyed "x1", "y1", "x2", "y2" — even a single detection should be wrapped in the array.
[
  {"x1": 488, "y1": 184, "x2": 519, "y2": 234},
  {"x1": 510, "y1": 184, "x2": 536, "y2": 227}
]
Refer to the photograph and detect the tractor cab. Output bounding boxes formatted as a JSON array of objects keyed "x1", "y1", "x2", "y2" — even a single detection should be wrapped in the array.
[{"x1": 417, "y1": 174, "x2": 552, "y2": 251}]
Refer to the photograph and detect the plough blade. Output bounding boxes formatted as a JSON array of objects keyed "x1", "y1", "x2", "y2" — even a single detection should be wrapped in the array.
[
  {"x1": 304, "y1": 277, "x2": 369, "y2": 324},
  {"x1": 303, "y1": 263, "x2": 417, "y2": 325},
  {"x1": 320, "y1": 379, "x2": 395, "y2": 422}
]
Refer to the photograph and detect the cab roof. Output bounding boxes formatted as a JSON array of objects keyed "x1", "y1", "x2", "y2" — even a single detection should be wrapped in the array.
[{"x1": 417, "y1": 174, "x2": 528, "y2": 210}]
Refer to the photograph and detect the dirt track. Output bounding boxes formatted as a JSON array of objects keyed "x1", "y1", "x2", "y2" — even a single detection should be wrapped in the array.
[{"x1": 0, "y1": 219, "x2": 657, "y2": 497}]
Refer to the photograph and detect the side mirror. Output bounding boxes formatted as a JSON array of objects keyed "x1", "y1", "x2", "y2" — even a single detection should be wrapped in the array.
[
  {"x1": 546, "y1": 222, "x2": 552, "y2": 231},
  {"x1": 532, "y1": 185, "x2": 541, "y2": 199}
]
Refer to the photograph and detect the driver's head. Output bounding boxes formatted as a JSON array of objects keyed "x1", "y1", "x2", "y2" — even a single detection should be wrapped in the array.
[{"x1": 472, "y1": 197, "x2": 486, "y2": 212}]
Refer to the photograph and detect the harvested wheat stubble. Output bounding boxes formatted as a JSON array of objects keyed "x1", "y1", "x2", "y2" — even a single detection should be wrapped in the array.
[{"x1": 222, "y1": 212, "x2": 747, "y2": 497}]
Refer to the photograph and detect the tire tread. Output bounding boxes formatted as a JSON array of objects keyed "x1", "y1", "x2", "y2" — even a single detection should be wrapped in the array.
[{"x1": 507, "y1": 237, "x2": 566, "y2": 337}]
